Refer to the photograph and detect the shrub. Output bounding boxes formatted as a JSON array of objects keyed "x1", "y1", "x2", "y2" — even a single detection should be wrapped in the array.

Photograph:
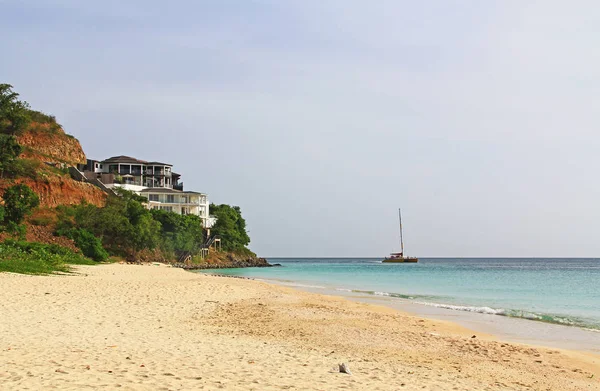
[
  {"x1": 56, "y1": 228, "x2": 109, "y2": 262},
  {"x1": 7, "y1": 158, "x2": 40, "y2": 179},
  {"x1": 29, "y1": 215, "x2": 54, "y2": 226},
  {"x1": 26, "y1": 110, "x2": 56, "y2": 124},
  {"x1": 0, "y1": 84, "x2": 31, "y2": 135},
  {"x1": 2, "y1": 184, "x2": 40, "y2": 227},
  {"x1": 0, "y1": 134, "x2": 23, "y2": 177},
  {"x1": 0, "y1": 240, "x2": 95, "y2": 275}
]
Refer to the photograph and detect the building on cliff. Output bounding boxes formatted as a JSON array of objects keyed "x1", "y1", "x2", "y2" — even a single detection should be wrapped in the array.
[
  {"x1": 140, "y1": 188, "x2": 216, "y2": 228},
  {"x1": 83, "y1": 155, "x2": 180, "y2": 192},
  {"x1": 79, "y1": 156, "x2": 216, "y2": 229}
]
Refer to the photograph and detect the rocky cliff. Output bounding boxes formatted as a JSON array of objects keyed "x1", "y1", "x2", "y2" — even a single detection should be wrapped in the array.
[
  {"x1": 5, "y1": 122, "x2": 107, "y2": 208},
  {"x1": 10, "y1": 176, "x2": 107, "y2": 208},
  {"x1": 17, "y1": 122, "x2": 86, "y2": 165}
]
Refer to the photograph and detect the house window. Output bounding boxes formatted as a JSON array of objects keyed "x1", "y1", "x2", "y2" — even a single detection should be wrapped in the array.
[
  {"x1": 160, "y1": 206, "x2": 173, "y2": 212},
  {"x1": 166, "y1": 195, "x2": 175, "y2": 203},
  {"x1": 148, "y1": 194, "x2": 159, "y2": 201}
]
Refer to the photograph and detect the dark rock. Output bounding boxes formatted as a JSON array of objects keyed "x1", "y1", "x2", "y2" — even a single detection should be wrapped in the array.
[{"x1": 172, "y1": 255, "x2": 273, "y2": 270}]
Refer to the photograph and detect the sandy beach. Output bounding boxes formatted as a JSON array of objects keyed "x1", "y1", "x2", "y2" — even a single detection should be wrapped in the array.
[{"x1": 1, "y1": 264, "x2": 598, "y2": 390}]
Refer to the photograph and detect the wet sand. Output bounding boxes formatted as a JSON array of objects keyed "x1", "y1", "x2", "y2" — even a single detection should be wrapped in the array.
[
  {"x1": 290, "y1": 286, "x2": 600, "y2": 354},
  {"x1": 1, "y1": 263, "x2": 598, "y2": 390}
]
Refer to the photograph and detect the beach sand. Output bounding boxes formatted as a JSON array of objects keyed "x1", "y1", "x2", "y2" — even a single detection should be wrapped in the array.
[{"x1": 1, "y1": 264, "x2": 598, "y2": 390}]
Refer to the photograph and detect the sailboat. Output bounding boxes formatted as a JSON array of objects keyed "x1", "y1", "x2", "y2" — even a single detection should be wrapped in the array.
[{"x1": 382, "y1": 209, "x2": 418, "y2": 263}]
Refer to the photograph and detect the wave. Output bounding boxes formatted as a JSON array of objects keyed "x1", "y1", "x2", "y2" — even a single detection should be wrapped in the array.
[
  {"x1": 416, "y1": 302, "x2": 600, "y2": 330},
  {"x1": 350, "y1": 289, "x2": 419, "y2": 300},
  {"x1": 415, "y1": 302, "x2": 505, "y2": 315},
  {"x1": 256, "y1": 276, "x2": 600, "y2": 332},
  {"x1": 350, "y1": 290, "x2": 600, "y2": 331},
  {"x1": 274, "y1": 281, "x2": 328, "y2": 289}
]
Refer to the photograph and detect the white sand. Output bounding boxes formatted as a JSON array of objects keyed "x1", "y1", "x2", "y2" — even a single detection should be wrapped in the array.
[{"x1": 1, "y1": 263, "x2": 598, "y2": 390}]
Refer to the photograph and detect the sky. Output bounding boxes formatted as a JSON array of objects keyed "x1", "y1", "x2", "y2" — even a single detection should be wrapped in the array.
[{"x1": 1, "y1": 0, "x2": 599, "y2": 257}]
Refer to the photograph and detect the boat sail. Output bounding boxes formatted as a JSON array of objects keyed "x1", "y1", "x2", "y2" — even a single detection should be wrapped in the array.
[{"x1": 382, "y1": 209, "x2": 418, "y2": 263}]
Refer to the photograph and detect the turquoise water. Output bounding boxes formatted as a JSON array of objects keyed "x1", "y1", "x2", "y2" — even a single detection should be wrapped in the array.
[{"x1": 199, "y1": 258, "x2": 600, "y2": 330}]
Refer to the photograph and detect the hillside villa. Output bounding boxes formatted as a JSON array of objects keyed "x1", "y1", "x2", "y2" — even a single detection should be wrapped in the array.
[{"x1": 79, "y1": 156, "x2": 216, "y2": 229}]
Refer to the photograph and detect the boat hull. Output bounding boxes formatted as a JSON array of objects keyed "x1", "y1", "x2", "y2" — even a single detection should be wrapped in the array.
[{"x1": 382, "y1": 257, "x2": 418, "y2": 263}]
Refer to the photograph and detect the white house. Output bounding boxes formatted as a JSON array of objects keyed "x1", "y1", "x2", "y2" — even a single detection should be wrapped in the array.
[
  {"x1": 140, "y1": 188, "x2": 216, "y2": 229},
  {"x1": 84, "y1": 156, "x2": 180, "y2": 193},
  {"x1": 81, "y1": 156, "x2": 216, "y2": 229}
]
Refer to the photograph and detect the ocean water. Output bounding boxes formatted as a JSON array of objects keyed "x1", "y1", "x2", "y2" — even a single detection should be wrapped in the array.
[{"x1": 199, "y1": 258, "x2": 600, "y2": 331}]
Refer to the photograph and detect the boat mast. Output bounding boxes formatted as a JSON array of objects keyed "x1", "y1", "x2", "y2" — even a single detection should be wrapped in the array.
[{"x1": 399, "y1": 208, "x2": 404, "y2": 257}]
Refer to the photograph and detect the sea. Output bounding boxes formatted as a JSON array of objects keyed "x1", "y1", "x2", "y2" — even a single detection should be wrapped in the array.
[{"x1": 198, "y1": 258, "x2": 600, "y2": 351}]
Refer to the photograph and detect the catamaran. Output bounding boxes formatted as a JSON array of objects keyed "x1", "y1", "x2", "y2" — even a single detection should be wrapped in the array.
[{"x1": 383, "y1": 209, "x2": 418, "y2": 263}]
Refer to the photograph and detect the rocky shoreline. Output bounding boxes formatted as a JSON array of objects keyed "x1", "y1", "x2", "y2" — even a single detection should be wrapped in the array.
[{"x1": 171, "y1": 253, "x2": 277, "y2": 270}]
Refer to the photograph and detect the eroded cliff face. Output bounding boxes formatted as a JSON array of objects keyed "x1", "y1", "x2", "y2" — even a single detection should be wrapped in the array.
[
  {"x1": 8, "y1": 176, "x2": 107, "y2": 208},
  {"x1": 4, "y1": 122, "x2": 107, "y2": 208},
  {"x1": 17, "y1": 123, "x2": 86, "y2": 165}
]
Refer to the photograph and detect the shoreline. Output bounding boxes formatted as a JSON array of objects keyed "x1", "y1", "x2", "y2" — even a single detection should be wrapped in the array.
[
  {"x1": 248, "y1": 278, "x2": 600, "y2": 355},
  {"x1": 1, "y1": 263, "x2": 598, "y2": 390},
  {"x1": 197, "y1": 267, "x2": 600, "y2": 353}
]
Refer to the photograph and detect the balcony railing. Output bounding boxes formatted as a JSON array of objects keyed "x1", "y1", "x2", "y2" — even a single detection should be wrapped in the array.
[
  {"x1": 166, "y1": 199, "x2": 201, "y2": 205},
  {"x1": 149, "y1": 198, "x2": 202, "y2": 205}
]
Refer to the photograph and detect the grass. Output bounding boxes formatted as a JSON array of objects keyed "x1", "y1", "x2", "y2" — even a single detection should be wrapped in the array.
[
  {"x1": 0, "y1": 240, "x2": 96, "y2": 275},
  {"x1": 29, "y1": 214, "x2": 55, "y2": 226}
]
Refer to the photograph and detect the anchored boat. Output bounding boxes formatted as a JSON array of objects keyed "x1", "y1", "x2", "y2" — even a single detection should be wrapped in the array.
[{"x1": 383, "y1": 209, "x2": 418, "y2": 263}]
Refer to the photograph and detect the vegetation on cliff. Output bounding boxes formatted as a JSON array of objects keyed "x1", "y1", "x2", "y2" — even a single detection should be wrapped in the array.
[
  {"x1": 56, "y1": 191, "x2": 254, "y2": 262},
  {"x1": 0, "y1": 84, "x2": 104, "y2": 210},
  {"x1": 0, "y1": 84, "x2": 258, "y2": 273},
  {"x1": 0, "y1": 84, "x2": 31, "y2": 136},
  {"x1": 0, "y1": 184, "x2": 40, "y2": 237},
  {"x1": 0, "y1": 83, "x2": 63, "y2": 137}
]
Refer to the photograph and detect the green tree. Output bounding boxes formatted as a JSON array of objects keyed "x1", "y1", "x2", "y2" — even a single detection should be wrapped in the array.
[
  {"x1": 0, "y1": 134, "x2": 23, "y2": 178},
  {"x1": 125, "y1": 199, "x2": 161, "y2": 259},
  {"x1": 58, "y1": 199, "x2": 132, "y2": 256},
  {"x1": 56, "y1": 227, "x2": 109, "y2": 262},
  {"x1": 151, "y1": 209, "x2": 204, "y2": 255},
  {"x1": 209, "y1": 204, "x2": 251, "y2": 252},
  {"x1": 60, "y1": 192, "x2": 162, "y2": 261},
  {"x1": 0, "y1": 84, "x2": 31, "y2": 135},
  {"x1": 1, "y1": 184, "x2": 40, "y2": 236}
]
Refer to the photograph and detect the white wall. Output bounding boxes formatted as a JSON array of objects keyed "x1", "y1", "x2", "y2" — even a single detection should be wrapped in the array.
[{"x1": 109, "y1": 183, "x2": 146, "y2": 193}]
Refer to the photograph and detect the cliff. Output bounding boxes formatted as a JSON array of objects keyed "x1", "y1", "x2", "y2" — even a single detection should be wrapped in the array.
[
  {"x1": 9, "y1": 176, "x2": 107, "y2": 208},
  {"x1": 17, "y1": 122, "x2": 86, "y2": 166},
  {"x1": 3, "y1": 121, "x2": 107, "y2": 208},
  {"x1": 0, "y1": 119, "x2": 107, "y2": 249}
]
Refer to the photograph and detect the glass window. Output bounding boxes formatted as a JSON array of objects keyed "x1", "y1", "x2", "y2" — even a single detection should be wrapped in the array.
[
  {"x1": 149, "y1": 194, "x2": 159, "y2": 201},
  {"x1": 166, "y1": 195, "x2": 175, "y2": 203}
]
